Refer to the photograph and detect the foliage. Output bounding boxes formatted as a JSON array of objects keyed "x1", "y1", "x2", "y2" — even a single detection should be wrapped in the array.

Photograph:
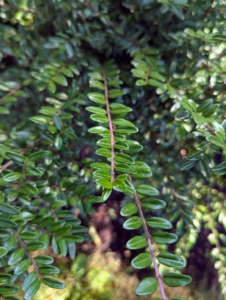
[{"x1": 0, "y1": 0, "x2": 226, "y2": 299}]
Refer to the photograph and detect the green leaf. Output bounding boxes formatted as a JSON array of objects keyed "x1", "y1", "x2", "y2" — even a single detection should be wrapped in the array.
[
  {"x1": 30, "y1": 115, "x2": 49, "y2": 125},
  {"x1": 0, "y1": 273, "x2": 12, "y2": 283},
  {"x1": 25, "y1": 166, "x2": 44, "y2": 177},
  {"x1": 52, "y1": 237, "x2": 59, "y2": 255},
  {"x1": 206, "y1": 135, "x2": 223, "y2": 147},
  {"x1": 157, "y1": 252, "x2": 186, "y2": 268},
  {"x1": 123, "y1": 216, "x2": 142, "y2": 230},
  {"x1": 91, "y1": 162, "x2": 111, "y2": 170},
  {"x1": 96, "y1": 139, "x2": 111, "y2": 148},
  {"x1": 24, "y1": 278, "x2": 41, "y2": 300},
  {"x1": 136, "y1": 185, "x2": 159, "y2": 196},
  {"x1": 27, "y1": 241, "x2": 46, "y2": 251},
  {"x1": 136, "y1": 277, "x2": 158, "y2": 295},
  {"x1": 43, "y1": 278, "x2": 65, "y2": 289},
  {"x1": 86, "y1": 106, "x2": 106, "y2": 114},
  {"x1": 110, "y1": 103, "x2": 132, "y2": 114},
  {"x1": 58, "y1": 238, "x2": 68, "y2": 256},
  {"x1": 29, "y1": 150, "x2": 50, "y2": 161},
  {"x1": 95, "y1": 178, "x2": 113, "y2": 189},
  {"x1": 8, "y1": 249, "x2": 25, "y2": 265},
  {"x1": 22, "y1": 271, "x2": 36, "y2": 291},
  {"x1": 53, "y1": 114, "x2": 63, "y2": 130},
  {"x1": 20, "y1": 182, "x2": 39, "y2": 195},
  {"x1": 33, "y1": 256, "x2": 54, "y2": 265},
  {"x1": 0, "y1": 247, "x2": 8, "y2": 258},
  {"x1": 212, "y1": 161, "x2": 226, "y2": 176},
  {"x1": 6, "y1": 152, "x2": 26, "y2": 163},
  {"x1": 88, "y1": 92, "x2": 106, "y2": 104},
  {"x1": 48, "y1": 82, "x2": 56, "y2": 93},
  {"x1": 212, "y1": 34, "x2": 226, "y2": 41},
  {"x1": 163, "y1": 273, "x2": 192, "y2": 287},
  {"x1": 147, "y1": 217, "x2": 172, "y2": 229},
  {"x1": 120, "y1": 203, "x2": 138, "y2": 217},
  {"x1": 53, "y1": 74, "x2": 68, "y2": 86},
  {"x1": 0, "y1": 106, "x2": 10, "y2": 114},
  {"x1": 14, "y1": 259, "x2": 31, "y2": 275},
  {"x1": 63, "y1": 235, "x2": 84, "y2": 243},
  {"x1": 112, "y1": 118, "x2": 135, "y2": 127},
  {"x1": 90, "y1": 114, "x2": 109, "y2": 123},
  {"x1": 141, "y1": 198, "x2": 166, "y2": 210},
  {"x1": 180, "y1": 159, "x2": 196, "y2": 171},
  {"x1": 125, "y1": 140, "x2": 143, "y2": 153},
  {"x1": 131, "y1": 161, "x2": 152, "y2": 178},
  {"x1": 151, "y1": 231, "x2": 178, "y2": 244},
  {"x1": 126, "y1": 236, "x2": 147, "y2": 250},
  {"x1": 95, "y1": 148, "x2": 111, "y2": 158},
  {"x1": 39, "y1": 265, "x2": 60, "y2": 275},
  {"x1": 54, "y1": 136, "x2": 62, "y2": 149},
  {"x1": 115, "y1": 164, "x2": 137, "y2": 174},
  {"x1": 101, "y1": 188, "x2": 112, "y2": 202},
  {"x1": 180, "y1": 98, "x2": 196, "y2": 112},
  {"x1": 5, "y1": 236, "x2": 17, "y2": 250},
  {"x1": 114, "y1": 153, "x2": 134, "y2": 164},
  {"x1": 0, "y1": 217, "x2": 17, "y2": 228},
  {"x1": 90, "y1": 79, "x2": 105, "y2": 90},
  {"x1": 0, "y1": 284, "x2": 19, "y2": 295},
  {"x1": 68, "y1": 242, "x2": 76, "y2": 260},
  {"x1": 132, "y1": 253, "x2": 152, "y2": 269},
  {"x1": 108, "y1": 89, "x2": 124, "y2": 98},
  {"x1": 148, "y1": 79, "x2": 165, "y2": 89},
  {"x1": 114, "y1": 126, "x2": 138, "y2": 134},
  {"x1": 3, "y1": 172, "x2": 21, "y2": 182},
  {"x1": 0, "y1": 202, "x2": 20, "y2": 215}
]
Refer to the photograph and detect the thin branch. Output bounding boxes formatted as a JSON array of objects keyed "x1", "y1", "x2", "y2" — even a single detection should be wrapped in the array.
[
  {"x1": 203, "y1": 0, "x2": 214, "y2": 20},
  {"x1": 102, "y1": 68, "x2": 115, "y2": 182},
  {"x1": 128, "y1": 175, "x2": 168, "y2": 300},
  {"x1": 0, "y1": 138, "x2": 41, "y2": 173},
  {"x1": 13, "y1": 229, "x2": 41, "y2": 278}
]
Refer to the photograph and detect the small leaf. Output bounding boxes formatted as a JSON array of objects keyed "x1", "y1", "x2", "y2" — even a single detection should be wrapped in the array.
[
  {"x1": 123, "y1": 216, "x2": 142, "y2": 230},
  {"x1": 110, "y1": 103, "x2": 132, "y2": 114},
  {"x1": 114, "y1": 126, "x2": 138, "y2": 134},
  {"x1": 88, "y1": 92, "x2": 106, "y2": 104},
  {"x1": 212, "y1": 161, "x2": 226, "y2": 176},
  {"x1": 3, "y1": 172, "x2": 21, "y2": 182},
  {"x1": 27, "y1": 241, "x2": 46, "y2": 251},
  {"x1": 0, "y1": 217, "x2": 17, "y2": 228},
  {"x1": 48, "y1": 82, "x2": 56, "y2": 93},
  {"x1": 54, "y1": 136, "x2": 62, "y2": 149},
  {"x1": 28, "y1": 150, "x2": 50, "y2": 161},
  {"x1": 33, "y1": 256, "x2": 54, "y2": 265},
  {"x1": 95, "y1": 178, "x2": 113, "y2": 189},
  {"x1": 63, "y1": 235, "x2": 84, "y2": 243},
  {"x1": 0, "y1": 273, "x2": 12, "y2": 283},
  {"x1": 206, "y1": 135, "x2": 223, "y2": 147},
  {"x1": 24, "y1": 278, "x2": 41, "y2": 300},
  {"x1": 126, "y1": 236, "x2": 147, "y2": 250},
  {"x1": 163, "y1": 273, "x2": 192, "y2": 287},
  {"x1": 30, "y1": 115, "x2": 49, "y2": 125},
  {"x1": 132, "y1": 253, "x2": 152, "y2": 269},
  {"x1": 39, "y1": 265, "x2": 60, "y2": 275},
  {"x1": 120, "y1": 203, "x2": 138, "y2": 217},
  {"x1": 43, "y1": 278, "x2": 65, "y2": 289},
  {"x1": 53, "y1": 74, "x2": 68, "y2": 86},
  {"x1": 22, "y1": 271, "x2": 36, "y2": 291},
  {"x1": 157, "y1": 252, "x2": 186, "y2": 268},
  {"x1": 58, "y1": 238, "x2": 68, "y2": 256},
  {"x1": 0, "y1": 247, "x2": 8, "y2": 258},
  {"x1": 68, "y1": 242, "x2": 76, "y2": 260},
  {"x1": 114, "y1": 153, "x2": 134, "y2": 164},
  {"x1": 180, "y1": 159, "x2": 196, "y2": 171},
  {"x1": 95, "y1": 148, "x2": 111, "y2": 158},
  {"x1": 0, "y1": 107, "x2": 10, "y2": 114},
  {"x1": 151, "y1": 231, "x2": 178, "y2": 244},
  {"x1": 136, "y1": 185, "x2": 159, "y2": 196},
  {"x1": 180, "y1": 98, "x2": 195, "y2": 112},
  {"x1": 0, "y1": 202, "x2": 20, "y2": 215},
  {"x1": 108, "y1": 89, "x2": 124, "y2": 98},
  {"x1": 6, "y1": 152, "x2": 26, "y2": 163},
  {"x1": 90, "y1": 114, "x2": 108, "y2": 123},
  {"x1": 53, "y1": 115, "x2": 63, "y2": 130},
  {"x1": 14, "y1": 259, "x2": 31, "y2": 275},
  {"x1": 147, "y1": 217, "x2": 172, "y2": 229},
  {"x1": 0, "y1": 284, "x2": 19, "y2": 295},
  {"x1": 141, "y1": 198, "x2": 166, "y2": 210},
  {"x1": 101, "y1": 188, "x2": 112, "y2": 202},
  {"x1": 91, "y1": 162, "x2": 111, "y2": 170},
  {"x1": 136, "y1": 277, "x2": 158, "y2": 295},
  {"x1": 86, "y1": 106, "x2": 106, "y2": 114},
  {"x1": 8, "y1": 249, "x2": 25, "y2": 265}
]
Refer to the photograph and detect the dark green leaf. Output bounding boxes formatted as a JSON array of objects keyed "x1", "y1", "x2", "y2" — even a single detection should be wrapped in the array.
[
  {"x1": 43, "y1": 278, "x2": 65, "y2": 289},
  {"x1": 33, "y1": 256, "x2": 54, "y2": 265},
  {"x1": 14, "y1": 259, "x2": 31, "y2": 275},
  {"x1": 24, "y1": 278, "x2": 41, "y2": 300},
  {"x1": 120, "y1": 203, "x2": 138, "y2": 216},
  {"x1": 0, "y1": 284, "x2": 19, "y2": 295},
  {"x1": 8, "y1": 249, "x2": 25, "y2": 265},
  {"x1": 163, "y1": 273, "x2": 192, "y2": 287},
  {"x1": 126, "y1": 236, "x2": 147, "y2": 250},
  {"x1": 123, "y1": 216, "x2": 142, "y2": 230},
  {"x1": 0, "y1": 202, "x2": 20, "y2": 215},
  {"x1": 136, "y1": 185, "x2": 159, "y2": 196},
  {"x1": 151, "y1": 232, "x2": 178, "y2": 244},
  {"x1": 132, "y1": 253, "x2": 152, "y2": 269},
  {"x1": 141, "y1": 198, "x2": 166, "y2": 210},
  {"x1": 157, "y1": 252, "x2": 186, "y2": 268},
  {"x1": 136, "y1": 277, "x2": 158, "y2": 295},
  {"x1": 147, "y1": 217, "x2": 172, "y2": 229}
]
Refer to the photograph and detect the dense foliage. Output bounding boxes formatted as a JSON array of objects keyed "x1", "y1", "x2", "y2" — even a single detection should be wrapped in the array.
[{"x1": 0, "y1": 0, "x2": 226, "y2": 299}]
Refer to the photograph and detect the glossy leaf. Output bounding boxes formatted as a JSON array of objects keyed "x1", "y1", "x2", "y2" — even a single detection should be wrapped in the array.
[
  {"x1": 141, "y1": 198, "x2": 166, "y2": 210},
  {"x1": 147, "y1": 217, "x2": 172, "y2": 229},
  {"x1": 14, "y1": 259, "x2": 31, "y2": 275},
  {"x1": 123, "y1": 216, "x2": 142, "y2": 230},
  {"x1": 132, "y1": 253, "x2": 152, "y2": 269},
  {"x1": 163, "y1": 273, "x2": 192, "y2": 287},
  {"x1": 126, "y1": 236, "x2": 148, "y2": 250},
  {"x1": 0, "y1": 284, "x2": 19, "y2": 295},
  {"x1": 8, "y1": 249, "x2": 25, "y2": 265},
  {"x1": 136, "y1": 277, "x2": 158, "y2": 295},
  {"x1": 157, "y1": 252, "x2": 186, "y2": 268},
  {"x1": 151, "y1": 231, "x2": 178, "y2": 244},
  {"x1": 43, "y1": 278, "x2": 65, "y2": 289},
  {"x1": 136, "y1": 185, "x2": 159, "y2": 196},
  {"x1": 120, "y1": 203, "x2": 138, "y2": 217},
  {"x1": 0, "y1": 202, "x2": 20, "y2": 215},
  {"x1": 24, "y1": 278, "x2": 41, "y2": 300}
]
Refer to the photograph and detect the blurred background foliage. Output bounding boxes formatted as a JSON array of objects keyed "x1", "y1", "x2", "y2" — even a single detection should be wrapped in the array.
[{"x1": 0, "y1": 0, "x2": 226, "y2": 299}]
